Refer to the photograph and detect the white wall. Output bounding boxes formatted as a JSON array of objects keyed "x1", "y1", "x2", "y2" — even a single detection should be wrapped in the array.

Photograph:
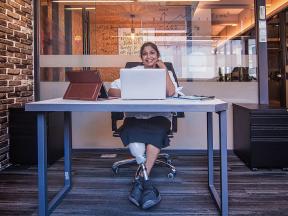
[{"x1": 40, "y1": 81, "x2": 258, "y2": 150}]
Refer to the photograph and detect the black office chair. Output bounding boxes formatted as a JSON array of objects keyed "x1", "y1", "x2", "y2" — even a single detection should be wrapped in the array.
[{"x1": 111, "y1": 62, "x2": 184, "y2": 179}]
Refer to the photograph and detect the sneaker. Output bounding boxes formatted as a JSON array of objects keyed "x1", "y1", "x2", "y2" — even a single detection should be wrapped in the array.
[
  {"x1": 141, "y1": 180, "x2": 161, "y2": 210},
  {"x1": 128, "y1": 177, "x2": 144, "y2": 207}
]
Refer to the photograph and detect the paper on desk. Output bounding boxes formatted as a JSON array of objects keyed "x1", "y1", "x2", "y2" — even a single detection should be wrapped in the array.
[
  {"x1": 176, "y1": 86, "x2": 185, "y2": 96},
  {"x1": 174, "y1": 95, "x2": 215, "y2": 100}
]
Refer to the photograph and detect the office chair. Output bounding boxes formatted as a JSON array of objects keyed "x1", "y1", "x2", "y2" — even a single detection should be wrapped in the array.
[{"x1": 111, "y1": 62, "x2": 184, "y2": 179}]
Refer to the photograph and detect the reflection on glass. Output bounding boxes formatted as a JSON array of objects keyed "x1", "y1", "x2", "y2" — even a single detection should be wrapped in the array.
[
  {"x1": 286, "y1": 10, "x2": 288, "y2": 74},
  {"x1": 40, "y1": 0, "x2": 258, "y2": 82}
]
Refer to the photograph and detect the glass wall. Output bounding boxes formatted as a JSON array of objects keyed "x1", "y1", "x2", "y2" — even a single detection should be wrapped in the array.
[
  {"x1": 266, "y1": 8, "x2": 288, "y2": 107},
  {"x1": 267, "y1": 14, "x2": 281, "y2": 106},
  {"x1": 40, "y1": 0, "x2": 258, "y2": 82}
]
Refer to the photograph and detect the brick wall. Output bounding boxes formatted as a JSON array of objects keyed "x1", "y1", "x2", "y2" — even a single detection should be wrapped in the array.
[{"x1": 0, "y1": 0, "x2": 34, "y2": 169}]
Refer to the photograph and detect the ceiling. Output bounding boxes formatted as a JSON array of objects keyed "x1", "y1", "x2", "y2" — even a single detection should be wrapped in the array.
[{"x1": 45, "y1": 0, "x2": 256, "y2": 36}]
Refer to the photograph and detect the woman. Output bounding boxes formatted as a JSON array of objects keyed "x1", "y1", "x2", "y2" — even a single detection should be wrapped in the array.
[{"x1": 108, "y1": 42, "x2": 179, "y2": 209}]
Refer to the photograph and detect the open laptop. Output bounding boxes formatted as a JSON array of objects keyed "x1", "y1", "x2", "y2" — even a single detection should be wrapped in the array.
[
  {"x1": 63, "y1": 71, "x2": 108, "y2": 100},
  {"x1": 120, "y1": 68, "x2": 166, "y2": 100}
]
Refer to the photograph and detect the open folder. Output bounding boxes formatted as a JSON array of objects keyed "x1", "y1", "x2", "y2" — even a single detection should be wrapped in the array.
[{"x1": 63, "y1": 71, "x2": 108, "y2": 101}]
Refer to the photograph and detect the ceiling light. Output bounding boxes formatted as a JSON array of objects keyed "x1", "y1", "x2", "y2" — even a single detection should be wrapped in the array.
[
  {"x1": 138, "y1": 0, "x2": 220, "y2": 2},
  {"x1": 130, "y1": 14, "x2": 136, "y2": 40},
  {"x1": 65, "y1": 7, "x2": 96, "y2": 10},
  {"x1": 53, "y1": 0, "x2": 134, "y2": 3},
  {"x1": 220, "y1": 23, "x2": 238, "y2": 27},
  {"x1": 144, "y1": 30, "x2": 186, "y2": 34},
  {"x1": 65, "y1": 7, "x2": 82, "y2": 10}
]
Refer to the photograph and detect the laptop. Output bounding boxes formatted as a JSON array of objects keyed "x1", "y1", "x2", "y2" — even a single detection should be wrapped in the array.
[
  {"x1": 63, "y1": 71, "x2": 108, "y2": 100},
  {"x1": 120, "y1": 68, "x2": 166, "y2": 100}
]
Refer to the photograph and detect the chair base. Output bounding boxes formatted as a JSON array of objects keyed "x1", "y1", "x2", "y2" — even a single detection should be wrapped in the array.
[{"x1": 112, "y1": 153, "x2": 177, "y2": 179}]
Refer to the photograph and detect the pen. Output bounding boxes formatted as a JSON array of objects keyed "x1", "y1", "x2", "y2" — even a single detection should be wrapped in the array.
[{"x1": 172, "y1": 96, "x2": 215, "y2": 100}]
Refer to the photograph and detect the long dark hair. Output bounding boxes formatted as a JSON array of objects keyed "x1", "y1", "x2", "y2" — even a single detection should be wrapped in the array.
[{"x1": 140, "y1": 42, "x2": 160, "y2": 58}]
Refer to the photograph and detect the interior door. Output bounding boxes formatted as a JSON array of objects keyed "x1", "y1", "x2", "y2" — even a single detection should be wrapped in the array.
[
  {"x1": 267, "y1": 11, "x2": 287, "y2": 107},
  {"x1": 285, "y1": 9, "x2": 288, "y2": 107}
]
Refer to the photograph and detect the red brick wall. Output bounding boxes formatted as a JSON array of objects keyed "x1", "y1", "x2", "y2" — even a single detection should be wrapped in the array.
[{"x1": 0, "y1": 0, "x2": 34, "y2": 169}]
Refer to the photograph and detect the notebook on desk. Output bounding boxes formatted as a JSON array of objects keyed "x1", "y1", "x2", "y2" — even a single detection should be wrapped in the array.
[
  {"x1": 63, "y1": 71, "x2": 108, "y2": 101},
  {"x1": 120, "y1": 68, "x2": 166, "y2": 100}
]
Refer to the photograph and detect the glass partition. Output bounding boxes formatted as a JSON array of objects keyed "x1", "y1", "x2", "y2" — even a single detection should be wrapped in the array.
[{"x1": 40, "y1": 0, "x2": 258, "y2": 82}]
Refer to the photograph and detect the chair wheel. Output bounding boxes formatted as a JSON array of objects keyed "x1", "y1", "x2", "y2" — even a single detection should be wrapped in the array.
[
  {"x1": 168, "y1": 172, "x2": 176, "y2": 179},
  {"x1": 112, "y1": 166, "x2": 119, "y2": 174},
  {"x1": 166, "y1": 159, "x2": 172, "y2": 165}
]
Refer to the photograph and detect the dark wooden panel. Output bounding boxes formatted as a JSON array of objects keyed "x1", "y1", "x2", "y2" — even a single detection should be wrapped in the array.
[
  {"x1": 251, "y1": 126, "x2": 288, "y2": 137},
  {"x1": 251, "y1": 114, "x2": 288, "y2": 126},
  {"x1": 8, "y1": 108, "x2": 64, "y2": 165},
  {"x1": 233, "y1": 103, "x2": 288, "y2": 169},
  {"x1": 233, "y1": 104, "x2": 251, "y2": 166}
]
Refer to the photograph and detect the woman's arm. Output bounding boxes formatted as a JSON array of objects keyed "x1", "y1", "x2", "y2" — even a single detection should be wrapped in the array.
[
  {"x1": 165, "y1": 71, "x2": 176, "y2": 96},
  {"x1": 156, "y1": 60, "x2": 176, "y2": 97},
  {"x1": 108, "y1": 88, "x2": 121, "y2": 98}
]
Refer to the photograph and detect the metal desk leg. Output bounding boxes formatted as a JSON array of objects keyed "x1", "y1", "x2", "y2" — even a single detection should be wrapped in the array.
[
  {"x1": 207, "y1": 112, "x2": 213, "y2": 186},
  {"x1": 219, "y1": 110, "x2": 228, "y2": 215},
  {"x1": 47, "y1": 112, "x2": 72, "y2": 215},
  {"x1": 207, "y1": 111, "x2": 228, "y2": 216},
  {"x1": 37, "y1": 112, "x2": 72, "y2": 216},
  {"x1": 37, "y1": 112, "x2": 48, "y2": 216},
  {"x1": 207, "y1": 112, "x2": 221, "y2": 208},
  {"x1": 63, "y1": 112, "x2": 72, "y2": 188}
]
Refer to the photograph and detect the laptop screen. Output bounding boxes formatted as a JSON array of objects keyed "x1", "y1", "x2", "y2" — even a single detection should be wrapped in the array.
[{"x1": 120, "y1": 68, "x2": 166, "y2": 100}]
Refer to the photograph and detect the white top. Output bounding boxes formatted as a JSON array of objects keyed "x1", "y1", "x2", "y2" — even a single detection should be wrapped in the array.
[{"x1": 110, "y1": 65, "x2": 182, "y2": 119}]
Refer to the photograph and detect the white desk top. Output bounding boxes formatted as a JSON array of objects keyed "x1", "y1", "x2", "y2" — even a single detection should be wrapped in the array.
[{"x1": 25, "y1": 97, "x2": 228, "y2": 112}]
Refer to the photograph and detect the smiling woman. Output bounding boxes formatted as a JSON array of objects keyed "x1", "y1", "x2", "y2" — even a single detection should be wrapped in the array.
[{"x1": 107, "y1": 41, "x2": 180, "y2": 209}]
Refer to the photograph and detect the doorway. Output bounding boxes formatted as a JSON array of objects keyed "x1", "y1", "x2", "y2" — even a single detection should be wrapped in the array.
[{"x1": 267, "y1": 9, "x2": 288, "y2": 107}]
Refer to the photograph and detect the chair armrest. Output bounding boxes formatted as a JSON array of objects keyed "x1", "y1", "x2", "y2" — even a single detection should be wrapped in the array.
[
  {"x1": 111, "y1": 112, "x2": 124, "y2": 131},
  {"x1": 111, "y1": 118, "x2": 118, "y2": 131},
  {"x1": 171, "y1": 112, "x2": 185, "y2": 133},
  {"x1": 176, "y1": 112, "x2": 185, "y2": 118},
  {"x1": 172, "y1": 115, "x2": 178, "y2": 133}
]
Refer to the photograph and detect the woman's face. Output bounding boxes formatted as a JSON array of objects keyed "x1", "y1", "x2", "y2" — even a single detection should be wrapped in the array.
[{"x1": 141, "y1": 45, "x2": 159, "y2": 68}]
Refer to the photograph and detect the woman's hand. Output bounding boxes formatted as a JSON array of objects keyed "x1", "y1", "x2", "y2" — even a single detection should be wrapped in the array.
[
  {"x1": 108, "y1": 88, "x2": 121, "y2": 98},
  {"x1": 155, "y1": 60, "x2": 175, "y2": 96},
  {"x1": 155, "y1": 59, "x2": 167, "y2": 70}
]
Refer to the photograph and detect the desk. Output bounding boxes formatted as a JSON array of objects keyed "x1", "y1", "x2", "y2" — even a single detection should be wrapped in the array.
[{"x1": 25, "y1": 98, "x2": 229, "y2": 216}]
